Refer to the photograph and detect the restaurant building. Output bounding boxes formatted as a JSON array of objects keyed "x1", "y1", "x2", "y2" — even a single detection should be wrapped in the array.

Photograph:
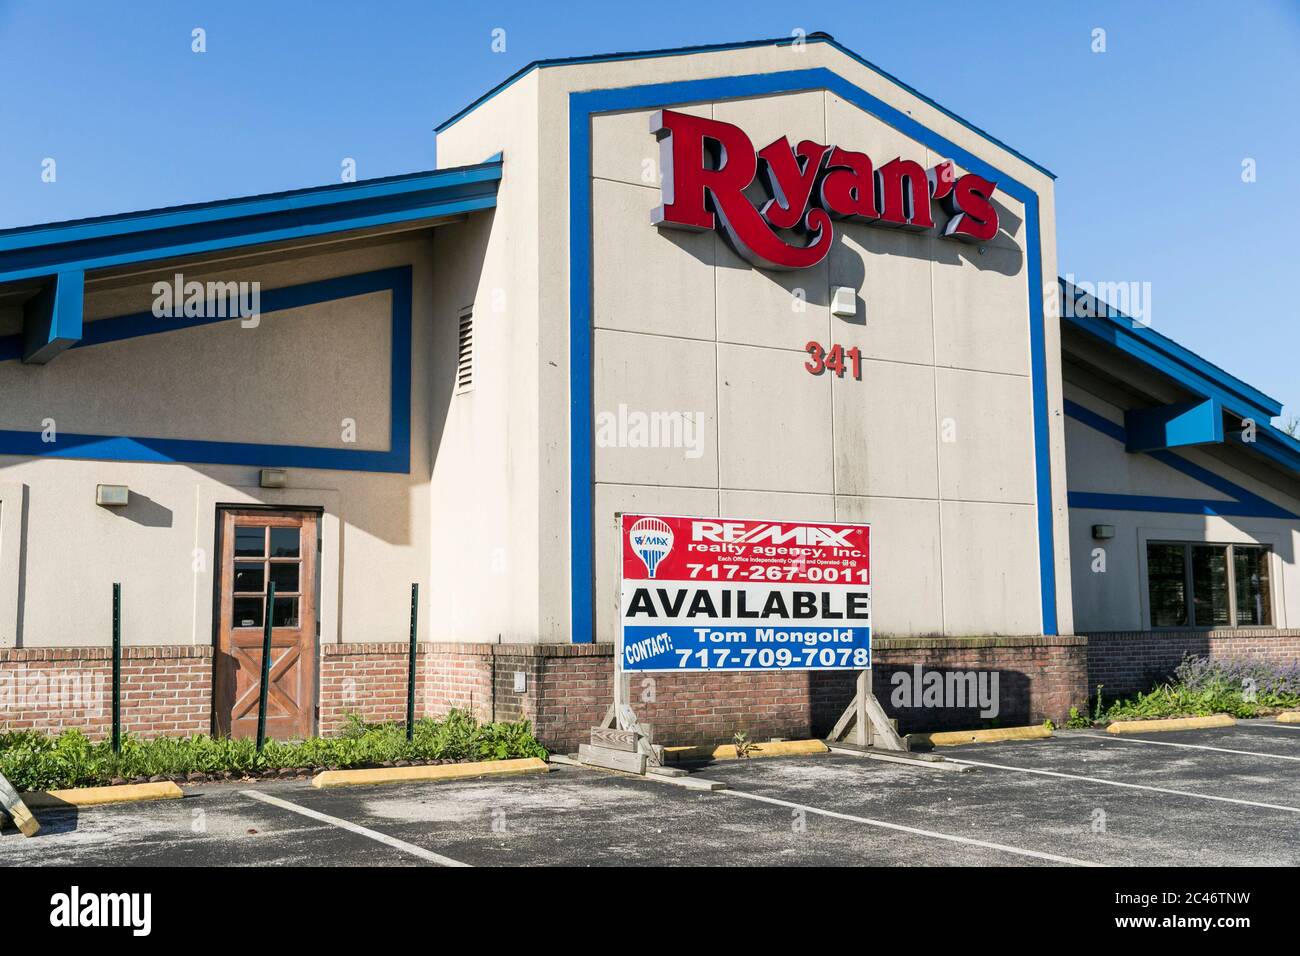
[{"x1": 1, "y1": 34, "x2": 1296, "y2": 749}]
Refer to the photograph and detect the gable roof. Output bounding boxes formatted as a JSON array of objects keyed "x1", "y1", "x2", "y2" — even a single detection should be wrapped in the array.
[{"x1": 434, "y1": 32, "x2": 1055, "y2": 180}]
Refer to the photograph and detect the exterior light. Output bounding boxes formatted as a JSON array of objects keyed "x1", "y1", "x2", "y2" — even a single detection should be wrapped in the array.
[
  {"x1": 831, "y1": 286, "x2": 857, "y2": 317},
  {"x1": 1092, "y1": 524, "x2": 1115, "y2": 540},
  {"x1": 96, "y1": 484, "x2": 129, "y2": 507},
  {"x1": 260, "y1": 469, "x2": 287, "y2": 489}
]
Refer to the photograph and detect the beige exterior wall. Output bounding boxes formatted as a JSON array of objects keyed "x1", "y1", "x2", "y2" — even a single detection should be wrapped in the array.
[
  {"x1": 436, "y1": 71, "x2": 545, "y2": 643},
  {"x1": 0, "y1": 239, "x2": 439, "y2": 650},
  {"x1": 1063, "y1": 377, "x2": 1300, "y2": 633},
  {"x1": 438, "y1": 42, "x2": 1070, "y2": 642}
]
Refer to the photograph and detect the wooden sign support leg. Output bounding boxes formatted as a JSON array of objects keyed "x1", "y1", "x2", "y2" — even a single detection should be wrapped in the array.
[
  {"x1": 0, "y1": 770, "x2": 40, "y2": 837},
  {"x1": 854, "y1": 669, "x2": 873, "y2": 747},
  {"x1": 828, "y1": 668, "x2": 907, "y2": 752},
  {"x1": 584, "y1": 655, "x2": 663, "y2": 773}
]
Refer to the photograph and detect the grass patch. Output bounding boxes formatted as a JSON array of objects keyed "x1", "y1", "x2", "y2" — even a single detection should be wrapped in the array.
[
  {"x1": 1101, "y1": 656, "x2": 1300, "y2": 722},
  {"x1": 0, "y1": 709, "x2": 547, "y2": 792}
]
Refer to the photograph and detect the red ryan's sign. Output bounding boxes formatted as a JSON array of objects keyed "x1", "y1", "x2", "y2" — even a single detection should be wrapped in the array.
[{"x1": 650, "y1": 108, "x2": 999, "y2": 270}]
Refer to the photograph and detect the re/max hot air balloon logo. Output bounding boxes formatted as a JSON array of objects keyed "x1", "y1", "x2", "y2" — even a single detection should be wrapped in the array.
[{"x1": 628, "y1": 517, "x2": 673, "y2": 578}]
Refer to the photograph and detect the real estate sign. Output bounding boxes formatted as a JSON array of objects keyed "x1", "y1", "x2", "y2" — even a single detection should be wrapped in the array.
[{"x1": 619, "y1": 514, "x2": 871, "y2": 672}]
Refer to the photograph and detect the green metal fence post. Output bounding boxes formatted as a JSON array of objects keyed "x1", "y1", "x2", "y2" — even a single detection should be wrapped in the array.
[
  {"x1": 406, "y1": 582, "x2": 419, "y2": 742},
  {"x1": 111, "y1": 582, "x2": 121, "y2": 754},
  {"x1": 256, "y1": 582, "x2": 276, "y2": 752}
]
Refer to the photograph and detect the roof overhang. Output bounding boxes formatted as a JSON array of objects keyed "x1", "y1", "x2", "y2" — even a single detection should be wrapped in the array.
[
  {"x1": 1060, "y1": 277, "x2": 1300, "y2": 481},
  {"x1": 0, "y1": 158, "x2": 502, "y2": 363}
]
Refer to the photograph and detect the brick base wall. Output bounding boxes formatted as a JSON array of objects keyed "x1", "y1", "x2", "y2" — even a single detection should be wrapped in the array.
[
  {"x1": 0, "y1": 646, "x2": 211, "y2": 740},
  {"x1": 439, "y1": 636, "x2": 1089, "y2": 753},
  {"x1": 318, "y1": 642, "x2": 496, "y2": 735},
  {"x1": 814, "y1": 636, "x2": 1089, "y2": 739},
  {"x1": 1085, "y1": 629, "x2": 1300, "y2": 698},
  {"x1": 2, "y1": 635, "x2": 1090, "y2": 749}
]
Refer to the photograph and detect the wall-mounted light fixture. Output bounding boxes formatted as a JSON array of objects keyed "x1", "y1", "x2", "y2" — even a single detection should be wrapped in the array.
[
  {"x1": 95, "y1": 484, "x2": 129, "y2": 507},
  {"x1": 259, "y1": 469, "x2": 287, "y2": 489},
  {"x1": 830, "y1": 286, "x2": 857, "y2": 318},
  {"x1": 1091, "y1": 524, "x2": 1115, "y2": 540}
]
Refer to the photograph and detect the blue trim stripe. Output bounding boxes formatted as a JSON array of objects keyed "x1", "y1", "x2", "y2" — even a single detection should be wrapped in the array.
[
  {"x1": 0, "y1": 267, "x2": 414, "y2": 473},
  {"x1": 569, "y1": 95, "x2": 596, "y2": 644},
  {"x1": 1063, "y1": 399, "x2": 1296, "y2": 520},
  {"x1": 568, "y1": 68, "x2": 1061, "y2": 642}
]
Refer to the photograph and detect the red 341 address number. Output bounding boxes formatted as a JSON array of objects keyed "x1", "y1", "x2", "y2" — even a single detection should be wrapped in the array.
[{"x1": 805, "y1": 341, "x2": 862, "y2": 379}]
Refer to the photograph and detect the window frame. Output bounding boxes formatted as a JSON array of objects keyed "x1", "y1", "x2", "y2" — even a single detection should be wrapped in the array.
[{"x1": 1145, "y1": 539, "x2": 1275, "y2": 630}]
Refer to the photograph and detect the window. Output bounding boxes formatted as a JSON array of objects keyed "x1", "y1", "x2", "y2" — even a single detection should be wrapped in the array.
[
  {"x1": 1234, "y1": 545, "x2": 1273, "y2": 626},
  {"x1": 1146, "y1": 541, "x2": 1273, "y2": 628}
]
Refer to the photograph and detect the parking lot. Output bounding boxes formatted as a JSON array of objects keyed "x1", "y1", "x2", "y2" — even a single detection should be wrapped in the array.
[{"x1": 4, "y1": 720, "x2": 1299, "y2": 867}]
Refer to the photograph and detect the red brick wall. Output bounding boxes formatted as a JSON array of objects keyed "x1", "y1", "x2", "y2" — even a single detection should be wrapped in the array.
[
  {"x1": 2, "y1": 635, "x2": 1091, "y2": 747},
  {"x1": 1085, "y1": 629, "x2": 1300, "y2": 698},
  {"x1": 525, "y1": 646, "x2": 815, "y2": 751},
  {"x1": 0, "y1": 646, "x2": 211, "y2": 740},
  {"x1": 460, "y1": 637, "x2": 1089, "y2": 753},
  {"x1": 319, "y1": 642, "x2": 424, "y2": 734},
  {"x1": 870, "y1": 636, "x2": 1088, "y2": 733},
  {"x1": 318, "y1": 642, "x2": 495, "y2": 735}
]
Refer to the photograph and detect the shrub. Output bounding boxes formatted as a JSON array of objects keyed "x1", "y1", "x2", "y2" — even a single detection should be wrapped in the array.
[
  {"x1": 1102, "y1": 655, "x2": 1300, "y2": 722},
  {"x1": 0, "y1": 709, "x2": 547, "y2": 792}
]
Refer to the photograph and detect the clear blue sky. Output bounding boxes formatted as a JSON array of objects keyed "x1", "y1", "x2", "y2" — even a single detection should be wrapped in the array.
[{"x1": 2, "y1": 1, "x2": 1297, "y2": 419}]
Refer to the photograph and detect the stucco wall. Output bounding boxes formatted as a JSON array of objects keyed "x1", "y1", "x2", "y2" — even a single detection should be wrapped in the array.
[
  {"x1": 1064, "y1": 379, "x2": 1300, "y2": 632},
  {"x1": 435, "y1": 70, "x2": 544, "y2": 644},
  {"x1": 0, "y1": 238, "x2": 438, "y2": 650},
  {"x1": 439, "y1": 42, "x2": 1069, "y2": 642}
]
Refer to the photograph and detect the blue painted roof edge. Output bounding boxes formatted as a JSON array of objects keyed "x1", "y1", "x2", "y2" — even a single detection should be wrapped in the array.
[
  {"x1": 1059, "y1": 277, "x2": 1283, "y2": 420},
  {"x1": 1061, "y1": 277, "x2": 1299, "y2": 480},
  {"x1": 433, "y1": 33, "x2": 1056, "y2": 180},
  {"x1": 0, "y1": 159, "x2": 504, "y2": 251}
]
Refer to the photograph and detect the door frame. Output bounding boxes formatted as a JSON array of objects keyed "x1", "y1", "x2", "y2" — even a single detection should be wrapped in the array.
[{"x1": 211, "y1": 504, "x2": 323, "y2": 738}]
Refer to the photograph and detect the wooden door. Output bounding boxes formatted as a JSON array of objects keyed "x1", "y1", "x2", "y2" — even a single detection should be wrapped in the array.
[{"x1": 214, "y1": 509, "x2": 318, "y2": 740}]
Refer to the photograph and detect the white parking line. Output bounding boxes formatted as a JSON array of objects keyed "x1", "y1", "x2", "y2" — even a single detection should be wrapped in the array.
[
  {"x1": 242, "y1": 790, "x2": 470, "y2": 867},
  {"x1": 946, "y1": 758, "x2": 1300, "y2": 814},
  {"x1": 1240, "y1": 722, "x2": 1300, "y2": 732},
  {"x1": 1077, "y1": 732, "x2": 1300, "y2": 762},
  {"x1": 721, "y1": 789, "x2": 1103, "y2": 867}
]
